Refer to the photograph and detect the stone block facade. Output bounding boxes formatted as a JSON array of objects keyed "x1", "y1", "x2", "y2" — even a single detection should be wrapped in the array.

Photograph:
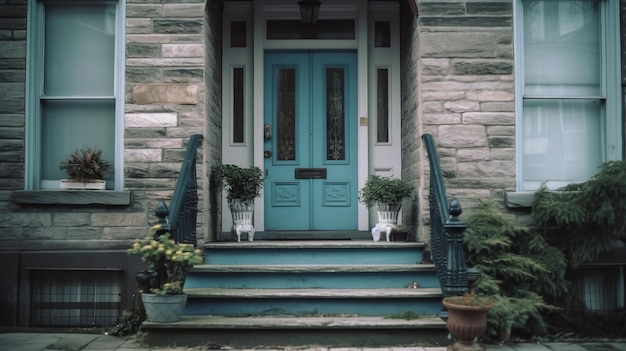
[{"x1": 0, "y1": 0, "x2": 223, "y2": 327}]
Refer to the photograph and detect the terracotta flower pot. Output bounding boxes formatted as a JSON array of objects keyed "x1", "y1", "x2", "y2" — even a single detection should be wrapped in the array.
[{"x1": 442, "y1": 297, "x2": 494, "y2": 351}]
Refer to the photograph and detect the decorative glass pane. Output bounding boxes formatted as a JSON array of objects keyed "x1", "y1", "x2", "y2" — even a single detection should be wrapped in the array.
[
  {"x1": 326, "y1": 68, "x2": 345, "y2": 161},
  {"x1": 266, "y1": 20, "x2": 355, "y2": 40},
  {"x1": 523, "y1": 0, "x2": 600, "y2": 96},
  {"x1": 375, "y1": 21, "x2": 390, "y2": 47},
  {"x1": 233, "y1": 67, "x2": 244, "y2": 143},
  {"x1": 277, "y1": 69, "x2": 296, "y2": 161},
  {"x1": 377, "y1": 69, "x2": 389, "y2": 143},
  {"x1": 522, "y1": 99, "x2": 601, "y2": 187},
  {"x1": 44, "y1": 2, "x2": 115, "y2": 96},
  {"x1": 231, "y1": 21, "x2": 246, "y2": 47}
]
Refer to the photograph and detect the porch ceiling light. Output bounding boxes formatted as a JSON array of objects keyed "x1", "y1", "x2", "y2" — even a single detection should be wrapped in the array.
[{"x1": 299, "y1": 0, "x2": 321, "y2": 24}]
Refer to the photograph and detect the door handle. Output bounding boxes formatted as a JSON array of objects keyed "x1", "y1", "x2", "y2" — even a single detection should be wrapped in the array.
[{"x1": 264, "y1": 124, "x2": 271, "y2": 140}]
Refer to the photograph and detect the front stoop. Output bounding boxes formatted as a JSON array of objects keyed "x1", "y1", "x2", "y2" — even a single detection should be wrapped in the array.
[
  {"x1": 142, "y1": 316, "x2": 448, "y2": 348},
  {"x1": 141, "y1": 240, "x2": 448, "y2": 348}
]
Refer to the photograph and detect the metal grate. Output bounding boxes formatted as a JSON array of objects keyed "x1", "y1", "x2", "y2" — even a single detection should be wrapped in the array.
[
  {"x1": 30, "y1": 270, "x2": 121, "y2": 327},
  {"x1": 578, "y1": 266, "x2": 625, "y2": 315}
]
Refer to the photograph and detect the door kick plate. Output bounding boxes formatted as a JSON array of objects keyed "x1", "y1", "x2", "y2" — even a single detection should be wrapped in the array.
[{"x1": 295, "y1": 168, "x2": 327, "y2": 179}]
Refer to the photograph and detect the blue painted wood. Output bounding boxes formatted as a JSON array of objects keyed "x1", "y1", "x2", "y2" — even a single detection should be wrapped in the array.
[
  {"x1": 185, "y1": 271, "x2": 440, "y2": 289},
  {"x1": 263, "y1": 51, "x2": 358, "y2": 231},
  {"x1": 203, "y1": 247, "x2": 423, "y2": 265},
  {"x1": 184, "y1": 297, "x2": 443, "y2": 317}
]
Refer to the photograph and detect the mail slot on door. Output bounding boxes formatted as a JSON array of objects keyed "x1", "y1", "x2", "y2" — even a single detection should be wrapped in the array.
[{"x1": 295, "y1": 168, "x2": 327, "y2": 179}]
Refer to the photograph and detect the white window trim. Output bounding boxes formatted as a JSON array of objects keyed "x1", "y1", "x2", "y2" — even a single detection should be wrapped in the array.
[
  {"x1": 25, "y1": 0, "x2": 126, "y2": 191},
  {"x1": 513, "y1": 0, "x2": 622, "y2": 192}
]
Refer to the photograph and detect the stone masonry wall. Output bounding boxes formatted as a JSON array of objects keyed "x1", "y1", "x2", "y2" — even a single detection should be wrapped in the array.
[
  {"x1": 0, "y1": 0, "x2": 214, "y2": 249},
  {"x1": 415, "y1": 0, "x2": 516, "y2": 226},
  {"x1": 125, "y1": 0, "x2": 211, "y2": 244},
  {"x1": 399, "y1": 2, "x2": 424, "y2": 241},
  {"x1": 0, "y1": 0, "x2": 27, "y2": 204}
]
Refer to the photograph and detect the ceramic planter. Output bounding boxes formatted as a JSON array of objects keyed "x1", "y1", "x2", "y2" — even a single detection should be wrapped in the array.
[
  {"x1": 141, "y1": 293, "x2": 187, "y2": 323},
  {"x1": 60, "y1": 179, "x2": 106, "y2": 190},
  {"x1": 442, "y1": 297, "x2": 494, "y2": 351},
  {"x1": 371, "y1": 203, "x2": 401, "y2": 241},
  {"x1": 230, "y1": 200, "x2": 255, "y2": 242}
]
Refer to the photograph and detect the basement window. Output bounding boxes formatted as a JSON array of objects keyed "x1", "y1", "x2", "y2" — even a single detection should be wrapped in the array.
[{"x1": 30, "y1": 270, "x2": 122, "y2": 327}]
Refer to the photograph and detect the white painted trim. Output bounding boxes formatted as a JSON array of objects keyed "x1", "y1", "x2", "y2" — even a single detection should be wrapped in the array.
[
  {"x1": 223, "y1": 0, "x2": 397, "y2": 233},
  {"x1": 366, "y1": 1, "x2": 401, "y2": 227}
]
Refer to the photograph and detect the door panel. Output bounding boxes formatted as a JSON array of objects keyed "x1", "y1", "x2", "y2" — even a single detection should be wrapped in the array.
[{"x1": 264, "y1": 51, "x2": 357, "y2": 231}]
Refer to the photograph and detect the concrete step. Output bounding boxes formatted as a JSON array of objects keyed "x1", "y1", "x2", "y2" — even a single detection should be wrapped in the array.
[
  {"x1": 202, "y1": 240, "x2": 426, "y2": 265},
  {"x1": 186, "y1": 264, "x2": 439, "y2": 289},
  {"x1": 141, "y1": 315, "x2": 449, "y2": 348},
  {"x1": 183, "y1": 288, "x2": 444, "y2": 316}
]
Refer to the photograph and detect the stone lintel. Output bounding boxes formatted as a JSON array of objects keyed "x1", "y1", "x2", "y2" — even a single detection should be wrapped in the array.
[{"x1": 132, "y1": 84, "x2": 198, "y2": 105}]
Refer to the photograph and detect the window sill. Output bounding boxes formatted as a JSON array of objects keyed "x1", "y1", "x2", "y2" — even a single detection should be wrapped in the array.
[
  {"x1": 504, "y1": 191, "x2": 535, "y2": 208},
  {"x1": 12, "y1": 190, "x2": 132, "y2": 206}
]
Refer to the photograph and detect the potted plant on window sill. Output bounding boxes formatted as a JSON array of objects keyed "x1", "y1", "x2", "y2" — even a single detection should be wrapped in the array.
[
  {"x1": 358, "y1": 175, "x2": 414, "y2": 241},
  {"x1": 59, "y1": 147, "x2": 110, "y2": 190},
  {"x1": 213, "y1": 164, "x2": 264, "y2": 242},
  {"x1": 128, "y1": 224, "x2": 203, "y2": 323}
]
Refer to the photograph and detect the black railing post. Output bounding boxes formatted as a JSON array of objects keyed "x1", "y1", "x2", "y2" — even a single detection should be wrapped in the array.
[
  {"x1": 153, "y1": 134, "x2": 203, "y2": 245},
  {"x1": 421, "y1": 133, "x2": 471, "y2": 300}
]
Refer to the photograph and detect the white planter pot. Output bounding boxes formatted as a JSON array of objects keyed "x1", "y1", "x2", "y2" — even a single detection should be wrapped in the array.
[
  {"x1": 371, "y1": 203, "x2": 401, "y2": 242},
  {"x1": 230, "y1": 200, "x2": 255, "y2": 242},
  {"x1": 60, "y1": 179, "x2": 106, "y2": 190},
  {"x1": 141, "y1": 293, "x2": 187, "y2": 323}
]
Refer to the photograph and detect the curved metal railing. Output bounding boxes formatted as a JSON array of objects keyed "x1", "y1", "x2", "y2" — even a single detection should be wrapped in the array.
[
  {"x1": 421, "y1": 133, "x2": 471, "y2": 298},
  {"x1": 154, "y1": 134, "x2": 203, "y2": 245}
]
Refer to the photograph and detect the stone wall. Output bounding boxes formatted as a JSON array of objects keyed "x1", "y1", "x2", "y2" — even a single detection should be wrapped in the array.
[
  {"x1": 0, "y1": 0, "x2": 27, "y2": 202},
  {"x1": 0, "y1": 0, "x2": 215, "y2": 248},
  {"x1": 411, "y1": 0, "x2": 516, "y2": 237}
]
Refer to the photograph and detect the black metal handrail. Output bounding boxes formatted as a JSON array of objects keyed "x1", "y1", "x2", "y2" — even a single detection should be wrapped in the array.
[
  {"x1": 154, "y1": 134, "x2": 203, "y2": 245},
  {"x1": 421, "y1": 133, "x2": 471, "y2": 298}
]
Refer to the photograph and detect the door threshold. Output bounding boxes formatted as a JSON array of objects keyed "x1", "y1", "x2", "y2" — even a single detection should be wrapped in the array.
[{"x1": 219, "y1": 231, "x2": 371, "y2": 241}]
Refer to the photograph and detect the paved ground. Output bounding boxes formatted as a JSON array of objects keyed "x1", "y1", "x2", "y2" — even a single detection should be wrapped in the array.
[{"x1": 0, "y1": 333, "x2": 625, "y2": 351}]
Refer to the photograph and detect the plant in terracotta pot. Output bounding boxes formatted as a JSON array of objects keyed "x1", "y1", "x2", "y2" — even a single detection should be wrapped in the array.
[
  {"x1": 442, "y1": 291, "x2": 494, "y2": 351},
  {"x1": 358, "y1": 175, "x2": 414, "y2": 241},
  {"x1": 59, "y1": 147, "x2": 110, "y2": 190},
  {"x1": 128, "y1": 224, "x2": 203, "y2": 322},
  {"x1": 213, "y1": 164, "x2": 264, "y2": 242}
]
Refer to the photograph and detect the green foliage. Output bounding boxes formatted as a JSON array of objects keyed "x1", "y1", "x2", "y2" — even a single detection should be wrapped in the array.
[
  {"x1": 385, "y1": 311, "x2": 420, "y2": 320},
  {"x1": 464, "y1": 200, "x2": 569, "y2": 340},
  {"x1": 358, "y1": 175, "x2": 414, "y2": 208},
  {"x1": 213, "y1": 164, "x2": 264, "y2": 204},
  {"x1": 59, "y1": 147, "x2": 110, "y2": 182},
  {"x1": 532, "y1": 160, "x2": 626, "y2": 265},
  {"x1": 108, "y1": 292, "x2": 145, "y2": 336},
  {"x1": 127, "y1": 225, "x2": 203, "y2": 295}
]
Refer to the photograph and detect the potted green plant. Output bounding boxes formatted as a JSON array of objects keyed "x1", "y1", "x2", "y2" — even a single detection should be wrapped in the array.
[
  {"x1": 358, "y1": 175, "x2": 414, "y2": 241},
  {"x1": 127, "y1": 224, "x2": 203, "y2": 322},
  {"x1": 59, "y1": 147, "x2": 110, "y2": 190},
  {"x1": 213, "y1": 164, "x2": 264, "y2": 242},
  {"x1": 442, "y1": 291, "x2": 494, "y2": 351}
]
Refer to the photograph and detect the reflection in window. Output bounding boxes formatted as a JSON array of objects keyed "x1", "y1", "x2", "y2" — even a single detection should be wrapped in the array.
[
  {"x1": 232, "y1": 67, "x2": 244, "y2": 143},
  {"x1": 326, "y1": 68, "x2": 345, "y2": 161},
  {"x1": 277, "y1": 69, "x2": 296, "y2": 161},
  {"x1": 377, "y1": 69, "x2": 389, "y2": 143},
  {"x1": 230, "y1": 21, "x2": 246, "y2": 47}
]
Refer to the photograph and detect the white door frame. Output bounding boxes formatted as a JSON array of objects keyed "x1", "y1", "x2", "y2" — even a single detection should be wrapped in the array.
[{"x1": 221, "y1": 0, "x2": 401, "y2": 234}]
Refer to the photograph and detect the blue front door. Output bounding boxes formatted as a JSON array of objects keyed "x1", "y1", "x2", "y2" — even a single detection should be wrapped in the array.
[{"x1": 263, "y1": 51, "x2": 358, "y2": 231}]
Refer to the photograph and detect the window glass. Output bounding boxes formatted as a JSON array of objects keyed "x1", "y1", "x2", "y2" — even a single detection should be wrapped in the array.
[
  {"x1": 519, "y1": 0, "x2": 617, "y2": 191},
  {"x1": 44, "y1": 3, "x2": 115, "y2": 96},
  {"x1": 33, "y1": 0, "x2": 118, "y2": 189},
  {"x1": 523, "y1": 0, "x2": 600, "y2": 96}
]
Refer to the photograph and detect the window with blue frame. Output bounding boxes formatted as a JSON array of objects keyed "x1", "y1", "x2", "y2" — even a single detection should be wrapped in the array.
[
  {"x1": 516, "y1": 0, "x2": 622, "y2": 191},
  {"x1": 27, "y1": 0, "x2": 123, "y2": 190}
]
